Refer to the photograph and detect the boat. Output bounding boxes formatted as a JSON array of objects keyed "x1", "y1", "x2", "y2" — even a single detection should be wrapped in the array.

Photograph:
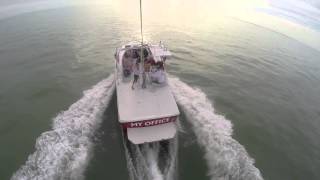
[
  {"x1": 114, "y1": 0, "x2": 179, "y2": 144},
  {"x1": 114, "y1": 42, "x2": 180, "y2": 144}
]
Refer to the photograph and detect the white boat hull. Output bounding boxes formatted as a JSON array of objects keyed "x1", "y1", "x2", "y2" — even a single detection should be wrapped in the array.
[{"x1": 115, "y1": 42, "x2": 180, "y2": 144}]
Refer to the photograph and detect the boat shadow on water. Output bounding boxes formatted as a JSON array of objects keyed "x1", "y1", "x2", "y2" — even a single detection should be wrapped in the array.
[{"x1": 84, "y1": 95, "x2": 128, "y2": 180}]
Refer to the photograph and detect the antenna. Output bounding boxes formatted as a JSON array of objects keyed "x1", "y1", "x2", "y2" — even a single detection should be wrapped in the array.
[{"x1": 140, "y1": 0, "x2": 146, "y2": 88}]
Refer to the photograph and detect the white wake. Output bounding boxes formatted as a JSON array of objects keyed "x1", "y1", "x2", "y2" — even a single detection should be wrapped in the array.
[
  {"x1": 169, "y1": 77, "x2": 263, "y2": 180},
  {"x1": 11, "y1": 74, "x2": 115, "y2": 180},
  {"x1": 124, "y1": 138, "x2": 178, "y2": 180}
]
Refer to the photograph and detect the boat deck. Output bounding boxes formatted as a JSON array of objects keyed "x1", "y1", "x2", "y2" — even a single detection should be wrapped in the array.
[{"x1": 116, "y1": 75, "x2": 179, "y2": 123}]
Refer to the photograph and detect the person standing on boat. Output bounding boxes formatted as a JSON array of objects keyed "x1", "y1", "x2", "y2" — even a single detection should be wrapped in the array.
[
  {"x1": 123, "y1": 51, "x2": 133, "y2": 77},
  {"x1": 132, "y1": 62, "x2": 140, "y2": 90}
]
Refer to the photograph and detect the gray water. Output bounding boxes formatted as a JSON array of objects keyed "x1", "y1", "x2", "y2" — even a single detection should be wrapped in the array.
[{"x1": 1, "y1": 1, "x2": 320, "y2": 180}]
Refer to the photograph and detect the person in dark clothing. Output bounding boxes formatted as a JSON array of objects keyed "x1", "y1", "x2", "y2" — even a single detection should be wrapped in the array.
[{"x1": 132, "y1": 63, "x2": 140, "y2": 90}]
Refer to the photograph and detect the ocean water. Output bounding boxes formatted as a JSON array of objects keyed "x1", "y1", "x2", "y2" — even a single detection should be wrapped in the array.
[{"x1": 0, "y1": 1, "x2": 320, "y2": 180}]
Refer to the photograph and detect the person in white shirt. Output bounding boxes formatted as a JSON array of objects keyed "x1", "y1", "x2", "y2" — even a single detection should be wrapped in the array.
[{"x1": 150, "y1": 67, "x2": 165, "y2": 84}]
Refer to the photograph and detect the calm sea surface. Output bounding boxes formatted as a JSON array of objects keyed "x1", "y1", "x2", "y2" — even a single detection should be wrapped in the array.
[{"x1": 0, "y1": 3, "x2": 320, "y2": 180}]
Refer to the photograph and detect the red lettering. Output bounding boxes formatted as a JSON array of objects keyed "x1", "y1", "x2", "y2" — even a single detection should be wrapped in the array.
[
  {"x1": 122, "y1": 116, "x2": 178, "y2": 128},
  {"x1": 130, "y1": 122, "x2": 143, "y2": 127}
]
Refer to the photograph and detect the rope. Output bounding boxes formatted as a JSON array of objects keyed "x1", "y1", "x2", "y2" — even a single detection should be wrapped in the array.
[{"x1": 140, "y1": 0, "x2": 143, "y2": 45}]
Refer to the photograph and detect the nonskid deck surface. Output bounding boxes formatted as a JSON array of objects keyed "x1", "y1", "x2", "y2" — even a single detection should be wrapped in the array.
[{"x1": 116, "y1": 75, "x2": 179, "y2": 123}]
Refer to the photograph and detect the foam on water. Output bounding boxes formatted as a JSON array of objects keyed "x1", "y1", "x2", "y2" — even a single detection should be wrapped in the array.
[
  {"x1": 169, "y1": 77, "x2": 263, "y2": 180},
  {"x1": 124, "y1": 138, "x2": 178, "y2": 180},
  {"x1": 11, "y1": 74, "x2": 115, "y2": 180}
]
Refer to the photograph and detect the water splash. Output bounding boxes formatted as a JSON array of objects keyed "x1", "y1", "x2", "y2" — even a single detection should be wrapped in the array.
[
  {"x1": 124, "y1": 138, "x2": 178, "y2": 180},
  {"x1": 11, "y1": 74, "x2": 115, "y2": 180},
  {"x1": 169, "y1": 77, "x2": 263, "y2": 180}
]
